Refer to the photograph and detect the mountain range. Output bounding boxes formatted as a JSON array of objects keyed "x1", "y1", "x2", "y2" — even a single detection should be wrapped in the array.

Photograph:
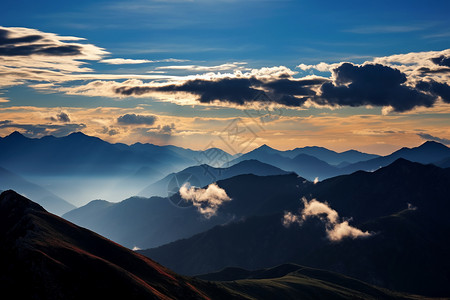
[
  {"x1": 0, "y1": 190, "x2": 420, "y2": 300},
  {"x1": 227, "y1": 141, "x2": 450, "y2": 181},
  {"x1": 140, "y1": 159, "x2": 450, "y2": 297},
  {"x1": 63, "y1": 172, "x2": 308, "y2": 249},
  {"x1": 0, "y1": 131, "x2": 236, "y2": 205}
]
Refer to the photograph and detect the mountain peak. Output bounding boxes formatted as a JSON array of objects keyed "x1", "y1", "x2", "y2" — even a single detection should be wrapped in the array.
[
  {"x1": 420, "y1": 140, "x2": 448, "y2": 149},
  {"x1": 4, "y1": 131, "x2": 26, "y2": 139},
  {"x1": 0, "y1": 190, "x2": 45, "y2": 219},
  {"x1": 256, "y1": 144, "x2": 276, "y2": 151},
  {"x1": 67, "y1": 131, "x2": 88, "y2": 137}
]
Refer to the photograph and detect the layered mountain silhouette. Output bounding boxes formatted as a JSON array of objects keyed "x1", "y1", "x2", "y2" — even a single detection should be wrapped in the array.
[
  {"x1": 0, "y1": 190, "x2": 418, "y2": 300},
  {"x1": 138, "y1": 159, "x2": 290, "y2": 197},
  {"x1": 140, "y1": 159, "x2": 450, "y2": 297},
  {"x1": 226, "y1": 141, "x2": 450, "y2": 181},
  {"x1": 341, "y1": 140, "x2": 450, "y2": 173},
  {"x1": 232, "y1": 144, "x2": 379, "y2": 166},
  {"x1": 0, "y1": 166, "x2": 74, "y2": 215},
  {"x1": 0, "y1": 131, "x2": 235, "y2": 204},
  {"x1": 226, "y1": 145, "x2": 339, "y2": 180},
  {"x1": 64, "y1": 173, "x2": 309, "y2": 249}
]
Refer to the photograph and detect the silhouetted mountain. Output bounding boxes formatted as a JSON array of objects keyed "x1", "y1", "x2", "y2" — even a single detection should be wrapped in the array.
[
  {"x1": 140, "y1": 159, "x2": 450, "y2": 297},
  {"x1": 0, "y1": 190, "x2": 416, "y2": 300},
  {"x1": 227, "y1": 146, "x2": 339, "y2": 180},
  {"x1": 139, "y1": 159, "x2": 290, "y2": 197},
  {"x1": 0, "y1": 166, "x2": 75, "y2": 215},
  {"x1": 283, "y1": 146, "x2": 379, "y2": 165},
  {"x1": 343, "y1": 141, "x2": 450, "y2": 173},
  {"x1": 64, "y1": 173, "x2": 308, "y2": 249}
]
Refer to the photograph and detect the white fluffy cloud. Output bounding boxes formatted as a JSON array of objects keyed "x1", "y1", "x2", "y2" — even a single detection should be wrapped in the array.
[
  {"x1": 283, "y1": 197, "x2": 371, "y2": 242},
  {"x1": 179, "y1": 183, "x2": 231, "y2": 218}
]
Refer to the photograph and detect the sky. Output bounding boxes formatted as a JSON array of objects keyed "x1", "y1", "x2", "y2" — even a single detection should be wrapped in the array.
[{"x1": 1, "y1": 0, "x2": 450, "y2": 155}]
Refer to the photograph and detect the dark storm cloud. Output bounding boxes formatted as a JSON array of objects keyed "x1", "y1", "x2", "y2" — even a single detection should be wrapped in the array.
[
  {"x1": 416, "y1": 80, "x2": 450, "y2": 103},
  {"x1": 117, "y1": 113, "x2": 157, "y2": 125},
  {"x1": 115, "y1": 77, "x2": 322, "y2": 107},
  {"x1": 317, "y1": 63, "x2": 436, "y2": 112},
  {"x1": 113, "y1": 62, "x2": 446, "y2": 112},
  {"x1": 417, "y1": 133, "x2": 450, "y2": 145},
  {"x1": 431, "y1": 55, "x2": 450, "y2": 67},
  {"x1": 50, "y1": 112, "x2": 71, "y2": 122},
  {"x1": 0, "y1": 28, "x2": 82, "y2": 57},
  {"x1": 417, "y1": 67, "x2": 450, "y2": 75},
  {"x1": 0, "y1": 121, "x2": 86, "y2": 137}
]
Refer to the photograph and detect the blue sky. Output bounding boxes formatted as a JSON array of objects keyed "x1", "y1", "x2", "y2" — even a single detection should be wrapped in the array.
[{"x1": 1, "y1": 0, "x2": 450, "y2": 154}]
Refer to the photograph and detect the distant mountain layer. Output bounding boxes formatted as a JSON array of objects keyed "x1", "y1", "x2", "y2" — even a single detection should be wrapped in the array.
[
  {"x1": 0, "y1": 166, "x2": 75, "y2": 215},
  {"x1": 0, "y1": 131, "x2": 235, "y2": 204},
  {"x1": 0, "y1": 131, "x2": 234, "y2": 176},
  {"x1": 227, "y1": 141, "x2": 450, "y2": 181},
  {"x1": 140, "y1": 159, "x2": 450, "y2": 297},
  {"x1": 0, "y1": 190, "x2": 419, "y2": 300},
  {"x1": 139, "y1": 159, "x2": 291, "y2": 197}
]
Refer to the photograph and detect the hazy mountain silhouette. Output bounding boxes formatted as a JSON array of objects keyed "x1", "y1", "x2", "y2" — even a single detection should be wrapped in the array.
[
  {"x1": 342, "y1": 141, "x2": 450, "y2": 173},
  {"x1": 64, "y1": 173, "x2": 309, "y2": 249},
  {"x1": 227, "y1": 141, "x2": 450, "y2": 181},
  {"x1": 139, "y1": 159, "x2": 290, "y2": 197},
  {"x1": 227, "y1": 145, "x2": 340, "y2": 180},
  {"x1": 0, "y1": 190, "x2": 418, "y2": 300},
  {"x1": 282, "y1": 146, "x2": 379, "y2": 165},
  {"x1": 0, "y1": 166, "x2": 75, "y2": 215},
  {"x1": 0, "y1": 131, "x2": 235, "y2": 204},
  {"x1": 140, "y1": 159, "x2": 450, "y2": 297}
]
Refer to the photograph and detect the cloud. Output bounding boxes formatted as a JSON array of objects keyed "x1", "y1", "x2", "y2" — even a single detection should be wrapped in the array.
[
  {"x1": 117, "y1": 113, "x2": 157, "y2": 125},
  {"x1": 317, "y1": 63, "x2": 436, "y2": 112},
  {"x1": 297, "y1": 62, "x2": 340, "y2": 73},
  {"x1": 49, "y1": 112, "x2": 71, "y2": 122},
  {"x1": 113, "y1": 73, "x2": 326, "y2": 107},
  {"x1": 417, "y1": 133, "x2": 450, "y2": 145},
  {"x1": 0, "y1": 121, "x2": 86, "y2": 138},
  {"x1": 156, "y1": 62, "x2": 248, "y2": 72},
  {"x1": 283, "y1": 197, "x2": 371, "y2": 242},
  {"x1": 1, "y1": 26, "x2": 449, "y2": 114},
  {"x1": 416, "y1": 80, "x2": 450, "y2": 103},
  {"x1": 100, "y1": 58, "x2": 189, "y2": 65},
  {"x1": 100, "y1": 126, "x2": 119, "y2": 136},
  {"x1": 431, "y1": 55, "x2": 450, "y2": 67},
  {"x1": 179, "y1": 183, "x2": 231, "y2": 218},
  {"x1": 100, "y1": 58, "x2": 154, "y2": 65},
  {"x1": 0, "y1": 26, "x2": 108, "y2": 88}
]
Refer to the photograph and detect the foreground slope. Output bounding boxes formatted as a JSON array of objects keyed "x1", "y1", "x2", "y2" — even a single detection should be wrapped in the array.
[
  {"x1": 0, "y1": 190, "x2": 420, "y2": 300},
  {"x1": 0, "y1": 190, "x2": 212, "y2": 300}
]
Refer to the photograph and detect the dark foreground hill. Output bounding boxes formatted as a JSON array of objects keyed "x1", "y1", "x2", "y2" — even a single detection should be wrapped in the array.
[{"x1": 0, "y1": 190, "x2": 420, "y2": 300}]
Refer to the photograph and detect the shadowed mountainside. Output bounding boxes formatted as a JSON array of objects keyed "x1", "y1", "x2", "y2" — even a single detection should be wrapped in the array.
[{"x1": 140, "y1": 159, "x2": 450, "y2": 297}]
